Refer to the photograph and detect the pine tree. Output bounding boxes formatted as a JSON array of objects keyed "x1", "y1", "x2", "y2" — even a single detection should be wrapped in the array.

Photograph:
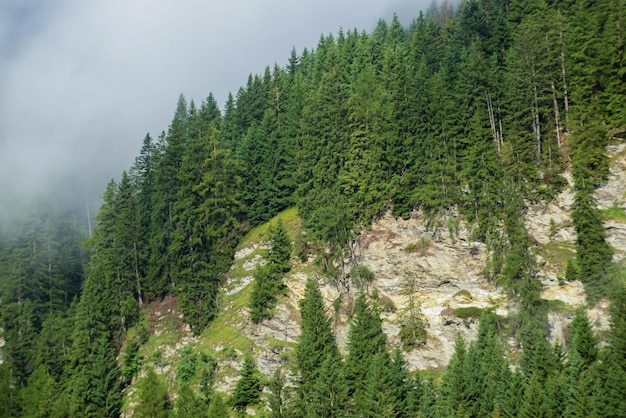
[
  {"x1": 207, "y1": 393, "x2": 229, "y2": 418},
  {"x1": 267, "y1": 368, "x2": 292, "y2": 418},
  {"x1": 388, "y1": 348, "x2": 420, "y2": 418},
  {"x1": 519, "y1": 372, "x2": 549, "y2": 418},
  {"x1": 296, "y1": 277, "x2": 340, "y2": 390},
  {"x1": 232, "y1": 356, "x2": 261, "y2": 413},
  {"x1": 344, "y1": 293, "x2": 388, "y2": 396},
  {"x1": 0, "y1": 363, "x2": 18, "y2": 417},
  {"x1": 354, "y1": 351, "x2": 399, "y2": 417},
  {"x1": 340, "y1": 63, "x2": 390, "y2": 223},
  {"x1": 591, "y1": 284, "x2": 626, "y2": 416},
  {"x1": 568, "y1": 306, "x2": 598, "y2": 367},
  {"x1": 175, "y1": 384, "x2": 207, "y2": 418},
  {"x1": 398, "y1": 275, "x2": 428, "y2": 350},
  {"x1": 463, "y1": 310, "x2": 509, "y2": 417},
  {"x1": 135, "y1": 367, "x2": 170, "y2": 418},
  {"x1": 564, "y1": 352, "x2": 594, "y2": 417},
  {"x1": 499, "y1": 370, "x2": 525, "y2": 418},
  {"x1": 571, "y1": 186, "x2": 613, "y2": 301},
  {"x1": 249, "y1": 220, "x2": 292, "y2": 323},
  {"x1": 176, "y1": 125, "x2": 243, "y2": 333},
  {"x1": 20, "y1": 364, "x2": 59, "y2": 418},
  {"x1": 306, "y1": 352, "x2": 349, "y2": 418},
  {"x1": 419, "y1": 379, "x2": 441, "y2": 418},
  {"x1": 439, "y1": 334, "x2": 469, "y2": 417}
]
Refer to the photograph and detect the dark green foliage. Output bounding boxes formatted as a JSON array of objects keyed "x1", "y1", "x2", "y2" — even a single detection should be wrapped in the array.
[
  {"x1": 207, "y1": 393, "x2": 229, "y2": 418},
  {"x1": 439, "y1": 334, "x2": 469, "y2": 416},
  {"x1": 439, "y1": 312, "x2": 513, "y2": 417},
  {"x1": 388, "y1": 348, "x2": 420, "y2": 418},
  {"x1": 565, "y1": 258, "x2": 579, "y2": 281},
  {"x1": 174, "y1": 117, "x2": 244, "y2": 333},
  {"x1": 2, "y1": 1, "x2": 625, "y2": 415},
  {"x1": 296, "y1": 277, "x2": 339, "y2": 383},
  {"x1": 591, "y1": 348, "x2": 626, "y2": 417},
  {"x1": 572, "y1": 187, "x2": 613, "y2": 301},
  {"x1": 398, "y1": 275, "x2": 428, "y2": 350},
  {"x1": 175, "y1": 384, "x2": 207, "y2": 418},
  {"x1": 568, "y1": 307, "x2": 598, "y2": 367},
  {"x1": 344, "y1": 293, "x2": 387, "y2": 396},
  {"x1": 519, "y1": 372, "x2": 550, "y2": 418},
  {"x1": 20, "y1": 364, "x2": 60, "y2": 417},
  {"x1": 499, "y1": 370, "x2": 525, "y2": 418},
  {"x1": 0, "y1": 364, "x2": 18, "y2": 417},
  {"x1": 565, "y1": 351, "x2": 595, "y2": 417},
  {"x1": 122, "y1": 338, "x2": 142, "y2": 384},
  {"x1": 418, "y1": 379, "x2": 440, "y2": 418},
  {"x1": 353, "y1": 351, "x2": 397, "y2": 417},
  {"x1": 176, "y1": 344, "x2": 197, "y2": 383},
  {"x1": 608, "y1": 284, "x2": 626, "y2": 371},
  {"x1": 305, "y1": 352, "x2": 349, "y2": 418},
  {"x1": 295, "y1": 276, "x2": 343, "y2": 413},
  {"x1": 232, "y1": 356, "x2": 261, "y2": 412},
  {"x1": 69, "y1": 336, "x2": 123, "y2": 417},
  {"x1": 249, "y1": 220, "x2": 292, "y2": 323},
  {"x1": 267, "y1": 368, "x2": 292, "y2": 418},
  {"x1": 135, "y1": 367, "x2": 170, "y2": 418}
]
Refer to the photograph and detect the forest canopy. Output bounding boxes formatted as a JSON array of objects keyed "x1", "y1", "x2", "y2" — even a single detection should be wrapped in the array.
[{"x1": 1, "y1": 0, "x2": 625, "y2": 416}]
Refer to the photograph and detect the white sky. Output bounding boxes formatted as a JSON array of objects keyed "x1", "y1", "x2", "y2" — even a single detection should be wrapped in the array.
[{"x1": 0, "y1": 0, "x2": 431, "y2": 215}]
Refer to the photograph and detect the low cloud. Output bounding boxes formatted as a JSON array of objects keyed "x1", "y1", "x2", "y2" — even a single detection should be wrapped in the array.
[{"x1": 0, "y1": 0, "x2": 429, "y2": 218}]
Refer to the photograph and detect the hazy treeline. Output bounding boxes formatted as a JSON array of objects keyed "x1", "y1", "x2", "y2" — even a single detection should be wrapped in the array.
[{"x1": 1, "y1": 0, "x2": 625, "y2": 415}]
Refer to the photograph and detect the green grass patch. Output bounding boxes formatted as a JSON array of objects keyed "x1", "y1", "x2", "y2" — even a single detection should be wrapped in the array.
[
  {"x1": 227, "y1": 263, "x2": 252, "y2": 281},
  {"x1": 540, "y1": 241, "x2": 577, "y2": 274},
  {"x1": 240, "y1": 207, "x2": 301, "y2": 248},
  {"x1": 265, "y1": 336, "x2": 297, "y2": 365},
  {"x1": 292, "y1": 260, "x2": 321, "y2": 277},
  {"x1": 603, "y1": 206, "x2": 626, "y2": 222},
  {"x1": 453, "y1": 289, "x2": 473, "y2": 299},
  {"x1": 265, "y1": 336, "x2": 297, "y2": 350},
  {"x1": 418, "y1": 367, "x2": 447, "y2": 386},
  {"x1": 197, "y1": 285, "x2": 254, "y2": 354},
  {"x1": 403, "y1": 237, "x2": 431, "y2": 255},
  {"x1": 452, "y1": 306, "x2": 483, "y2": 320},
  {"x1": 545, "y1": 299, "x2": 576, "y2": 314}
]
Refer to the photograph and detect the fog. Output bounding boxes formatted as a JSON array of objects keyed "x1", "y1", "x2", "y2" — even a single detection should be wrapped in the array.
[{"x1": 0, "y1": 0, "x2": 432, "y2": 221}]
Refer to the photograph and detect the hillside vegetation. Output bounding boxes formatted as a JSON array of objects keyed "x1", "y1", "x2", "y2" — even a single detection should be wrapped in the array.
[{"x1": 2, "y1": 0, "x2": 626, "y2": 416}]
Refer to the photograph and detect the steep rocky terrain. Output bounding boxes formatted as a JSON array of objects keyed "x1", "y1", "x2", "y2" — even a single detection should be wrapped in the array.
[{"x1": 124, "y1": 142, "x2": 626, "y2": 411}]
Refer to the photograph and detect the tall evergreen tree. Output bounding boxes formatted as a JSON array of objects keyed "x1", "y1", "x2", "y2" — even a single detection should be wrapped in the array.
[
  {"x1": 344, "y1": 293, "x2": 387, "y2": 396},
  {"x1": 295, "y1": 276, "x2": 342, "y2": 413},
  {"x1": 232, "y1": 356, "x2": 262, "y2": 413},
  {"x1": 135, "y1": 367, "x2": 170, "y2": 418},
  {"x1": 250, "y1": 219, "x2": 292, "y2": 323}
]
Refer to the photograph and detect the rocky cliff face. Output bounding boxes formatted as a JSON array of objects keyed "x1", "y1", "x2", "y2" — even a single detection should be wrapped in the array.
[
  {"x1": 220, "y1": 142, "x2": 626, "y2": 382},
  {"x1": 136, "y1": 143, "x2": 626, "y2": 401}
]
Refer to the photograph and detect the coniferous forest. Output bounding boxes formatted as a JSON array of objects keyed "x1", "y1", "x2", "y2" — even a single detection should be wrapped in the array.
[{"x1": 1, "y1": 0, "x2": 626, "y2": 416}]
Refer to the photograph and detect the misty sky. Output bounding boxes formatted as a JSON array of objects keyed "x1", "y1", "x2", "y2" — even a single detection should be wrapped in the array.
[{"x1": 0, "y1": 0, "x2": 431, "y2": 217}]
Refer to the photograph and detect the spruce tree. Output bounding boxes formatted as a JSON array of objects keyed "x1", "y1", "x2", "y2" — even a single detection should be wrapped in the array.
[
  {"x1": 250, "y1": 220, "x2": 292, "y2": 323},
  {"x1": 135, "y1": 367, "x2": 170, "y2": 418},
  {"x1": 267, "y1": 368, "x2": 292, "y2": 418},
  {"x1": 306, "y1": 352, "x2": 349, "y2": 418},
  {"x1": 344, "y1": 293, "x2": 387, "y2": 396},
  {"x1": 519, "y1": 372, "x2": 549, "y2": 418},
  {"x1": 571, "y1": 186, "x2": 613, "y2": 301},
  {"x1": 207, "y1": 393, "x2": 229, "y2": 418},
  {"x1": 296, "y1": 276, "x2": 340, "y2": 390},
  {"x1": 354, "y1": 351, "x2": 398, "y2": 417},
  {"x1": 232, "y1": 356, "x2": 261, "y2": 413},
  {"x1": 568, "y1": 306, "x2": 598, "y2": 367},
  {"x1": 439, "y1": 334, "x2": 469, "y2": 417},
  {"x1": 175, "y1": 384, "x2": 207, "y2": 418}
]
